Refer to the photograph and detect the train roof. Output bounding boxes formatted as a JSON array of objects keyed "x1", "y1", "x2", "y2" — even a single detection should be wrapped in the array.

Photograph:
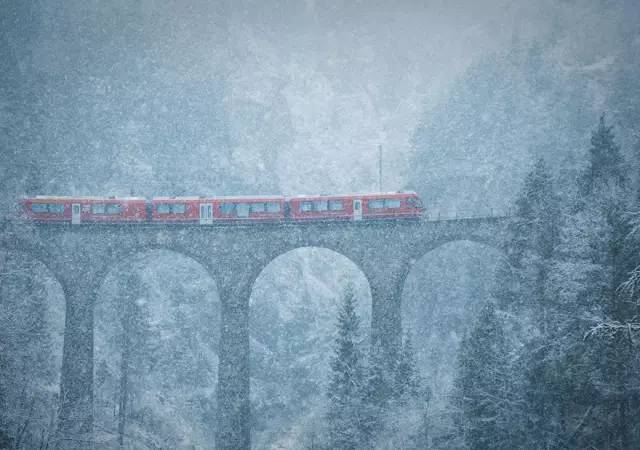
[
  {"x1": 28, "y1": 195, "x2": 146, "y2": 200},
  {"x1": 24, "y1": 192, "x2": 419, "y2": 201},
  {"x1": 152, "y1": 195, "x2": 285, "y2": 201},
  {"x1": 286, "y1": 191, "x2": 418, "y2": 199}
]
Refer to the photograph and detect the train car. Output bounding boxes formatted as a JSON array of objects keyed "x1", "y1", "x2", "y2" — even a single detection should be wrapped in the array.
[
  {"x1": 287, "y1": 192, "x2": 423, "y2": 222},
  {"x1": 360, "y1": 192, "x2": 423, "y2": 220},
  {"x1": 21, "y1": 192, "x2": 423, "y2": 225},
  {"x1": 22, "y1": 196, "x2": 147, "y2": 224},
  {"x1": 287, "y1": 194, "x2": 355, "y2": 221},
  {"x1": 151, "y1": 197, "x2": 203, "y2": 224},
  {"x1": 151, "y1": 196, "x2": 286, "y2": 224},
  {"x1": 214, "y1": 196, "x2": 286, "y2": 223}
]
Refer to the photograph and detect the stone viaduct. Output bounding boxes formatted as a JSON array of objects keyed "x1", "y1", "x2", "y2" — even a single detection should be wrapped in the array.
[{"x1": 0, "y1": 216, "x2": 510, "y2": 449}]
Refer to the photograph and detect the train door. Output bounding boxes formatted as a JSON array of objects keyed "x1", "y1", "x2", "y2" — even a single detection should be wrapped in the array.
[
  {"x1": 72, "y1": 203, "x2": 81, "y2": 225},
  {"x1": 199, "y1": 203, "x2": 213, "y2": 225},
  {"x1": 353, "y1": 199, "x2": 362, "y2": 221}
]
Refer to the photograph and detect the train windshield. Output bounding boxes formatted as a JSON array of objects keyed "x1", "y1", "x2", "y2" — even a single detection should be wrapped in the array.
[{"x1": 408, "y1": 197, "x2": 423, "y2": 209}]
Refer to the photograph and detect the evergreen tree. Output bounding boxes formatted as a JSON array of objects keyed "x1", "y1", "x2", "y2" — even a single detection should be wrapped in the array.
[
  {"x1": 579, "y1": 113, "x2": 627, "y2": 197},
  {"x1": 577, "y1": 116, "x2": 636, "y2": 448},
  {"x1": 384, "y1": 331, "x2": 426, "y2": 449},
  {"x1": 359, "y1": 342, "x2": 390, "y2": 445},
  {"x1": 540, "y1": 115, "x2": 638, "y2": 448},
  {"x1": 491, "y1": 158, "x2": 565, "y2": 447},
  {"x1": 453, "y1": 302, "x2": 513, "y2": 450},
  {"x1": 101, "y1": 265, "x2": 156, "y2": 448},
  {"x1": 393, "y1": 331, "x2": 422, "y2": 404},
  {"x1": 326, "y1": 284, "x2": 367, "y2": 450},
  {"x1": 494, "y1": 157, "x2": 560, "y2": 330}
]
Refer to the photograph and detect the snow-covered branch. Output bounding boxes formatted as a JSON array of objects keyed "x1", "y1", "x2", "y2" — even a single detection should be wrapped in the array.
[
  {"x1": 619, "y1": 265, "x2": 640, "y2": 302},
  {"x1": 584, "y1": 318, "x2": 640, "y2": 342}
]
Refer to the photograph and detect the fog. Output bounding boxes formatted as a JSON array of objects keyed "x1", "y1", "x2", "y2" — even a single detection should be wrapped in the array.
[{"x1": 2, "y1": 1, "x2": 640, "y2": 449}]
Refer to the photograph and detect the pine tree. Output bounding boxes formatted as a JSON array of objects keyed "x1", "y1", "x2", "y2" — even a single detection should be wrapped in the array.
[
  {"x1": 578, "y1": 116, "x2": 636, "y2": 448},
  {"x1": 541, "y1": 115, "x2": 638, "y2": 448},
  {"x1": 384, "y1": 331, "x2": 426, "y2": 449},
  {"x1": 360, "y1": 342, "x2": 390, "y2": 443},
  {"x1": 453, "y1": 302, "x2": 513, "y2": 450},
  {"x1": 494, "y1": 157, "x2": 560, "y2": 331},
  {"x1": 491, "y1": 158, "x2": 565, "y2": 446},
  {"x1": 393, "y1": 331, "x2": 422, "y2": 404},
  {"x1": 326, "y1": 284, "x2": 367, "y2": 450},
  {"x1": 579, "y1": 113, "x2": 626, "y2": 197}
]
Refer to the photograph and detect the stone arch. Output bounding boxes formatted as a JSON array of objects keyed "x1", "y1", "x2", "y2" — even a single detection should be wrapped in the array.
[
  {"x1": 407, "y1": 227, "x2": 506, "y2": 264},
  {"x1": 92, "y1": 247, "x2": 221, "y2": 448},
  {"x1": 401, "y1": 232, "x2": 506, "y2": 309},
  {"x1": 254, "y1": 243, "x2": 370, "y2": 290},
  {"x1": 248, "y1": 245, "x2": 372, "y2": 449},
  {"x1": 400, "y1": 239, "x2": 506, "y2": 407},
  {"x1": 101, "y1": 242, "x2": 219, "y2": 290}
]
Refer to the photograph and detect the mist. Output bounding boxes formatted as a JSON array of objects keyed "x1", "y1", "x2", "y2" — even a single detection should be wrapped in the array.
[{"x1": 2, "y1": 1, "x2": 640, "y2": 449}]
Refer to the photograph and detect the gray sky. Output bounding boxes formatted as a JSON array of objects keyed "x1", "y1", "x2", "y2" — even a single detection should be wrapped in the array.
[
  {"x1": 18, "y1": 0, "x2": 633, "y2": 197},
  {"x1": 222, "y1": 0, "x2": 586, "y2": 193}
]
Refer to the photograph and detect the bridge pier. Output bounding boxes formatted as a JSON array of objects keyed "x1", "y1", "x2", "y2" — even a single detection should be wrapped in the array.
[
  {"x1": 215, "y1": 265, "x2": 253, "y2": 450},
  {"x1": 360, "y1": 256, "x2": 409, "y2": 366},
  {"x1": 55, "y1": 275, "x2": 98, "y2": 450}
]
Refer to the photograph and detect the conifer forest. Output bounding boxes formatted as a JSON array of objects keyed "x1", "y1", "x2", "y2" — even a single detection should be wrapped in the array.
[{"x1": 1, "y1": 1, "x2": 640, "y2": 449}]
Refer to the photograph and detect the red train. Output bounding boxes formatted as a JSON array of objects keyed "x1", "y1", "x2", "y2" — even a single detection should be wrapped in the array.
[{"x1": 21, "y1": 192, "x2": 423, "y2": 225}]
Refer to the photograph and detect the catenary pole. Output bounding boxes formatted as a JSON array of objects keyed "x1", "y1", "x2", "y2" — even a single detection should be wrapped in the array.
[{"x1": 379, "y1": 144, "x2": 383, "y2": 192}]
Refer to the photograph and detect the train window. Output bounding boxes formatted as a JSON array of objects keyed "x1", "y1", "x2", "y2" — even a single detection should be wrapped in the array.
[
  {"x1": 106, "y1": 204, "x2": 122, "y2": 215},
  {"x1": 171, "y1": 203, "x2": 186, "y2": 214},
  {"x1": 300, "y1": 201, "x2": 313, "y2": 212},
  {"x1": 48, "y1": 204, "x2": 64, "y2": 214},
  {"x1": 92, "y1": 204, "x2": 106, "y2": 214},
  {"x1": 328, "y1": 200, "x2": 343, "y2": 211},
  {"x1": 368, "y1": 199, "x2": 385, "y2": 209},
  {"x1": 220, "y1": 203, "x2": 235, "y2": 215},
  {"x1": 385, "y1": 199, "x2": 401, "y2": 208},
  {"x1": 266, "y1": 202, "x2": 281, "y2": 213},
  {"x1": 313, "y1": 200, "x2": 328, "y2": 211},
  {"x1": 157, "y1": 204, "x2": 171, "y2": 214},
  {"x1": 31, "y1": 204, "x2": 48, "y2": 213},
  {"x1": 236, "y1": 203, "x2": 250, "y2": 218},
  {"x1": 250, "y1": 202, "x2": 266, "y2": 213}
]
